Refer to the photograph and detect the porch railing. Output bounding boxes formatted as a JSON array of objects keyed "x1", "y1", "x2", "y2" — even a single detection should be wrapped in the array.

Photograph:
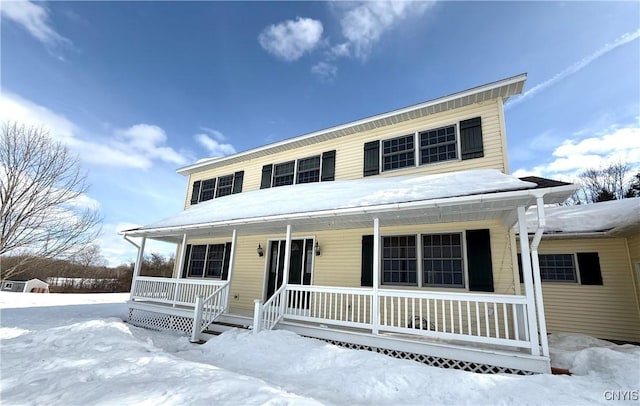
[
  {"x1": 191, "y1": 282, "x2": 230, "y2": 342},
  {"x1": 131, "y1": 276, "x2": 227, "y2": 307},
  {"x1": 253, "y1": 284, "x2": 531, "y2": 351}
]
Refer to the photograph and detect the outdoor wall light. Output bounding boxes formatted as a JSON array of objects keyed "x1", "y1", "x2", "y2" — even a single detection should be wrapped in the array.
[
  {"x1": 315, "y1": 241, "x2": 321, "y2": 256},
  {"x1": 257, "y1": 244, "x2": 264, "y2": 257}
]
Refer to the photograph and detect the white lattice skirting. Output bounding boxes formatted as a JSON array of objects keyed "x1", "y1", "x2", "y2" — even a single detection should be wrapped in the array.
[
  {"x1": 313, "y1": 337, "x2": 533, "y2": 375},
  {"x1": 128, "y1": 308, "x2": 194, "y2": 335}
]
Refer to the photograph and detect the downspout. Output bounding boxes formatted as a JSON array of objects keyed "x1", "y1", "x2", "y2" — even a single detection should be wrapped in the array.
[
  {"x1": 530, "y1": 196, "x2": 549, "y2": 358},
  {"x1": 123, "y1": 235, "x2": 146, "y2": 301}
]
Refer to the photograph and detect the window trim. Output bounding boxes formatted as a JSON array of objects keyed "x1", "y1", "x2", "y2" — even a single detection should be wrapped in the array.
[
  {"x1": 537, "y1": 252, "x2": 580, "y2": 284},
  {"x1": 185, "y1": 243, "x2": 228, "y2": 279},
  {"x1": 418, "y1": 124, "x2": 460, "y2": 165},
  {"x1": 380, "y1": 231, "x2": 468, "y2": 290},
  {"x1": 191, "y1": 172, "x2": 241, "y2": 204},
  {"x1": 381, "y1": 134, "x2": 416, "y2": 173},
  {"x1": 269, "y1": 154, "x2": 330, "y2": 187},
  {"x1": 4, "y1": 282, "x2": 13, "y2": 289}
]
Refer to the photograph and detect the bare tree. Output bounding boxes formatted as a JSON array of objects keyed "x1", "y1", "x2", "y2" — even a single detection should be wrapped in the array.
[
  {"x1": 565, "y1": 162, "x2": 638, "y2": 204},
  {"x1": 71, "y1": 243, "x2": 107, "y2": 267},
  {"x1": 0, "y1": 122, "x2": 102, "y2": 280}
]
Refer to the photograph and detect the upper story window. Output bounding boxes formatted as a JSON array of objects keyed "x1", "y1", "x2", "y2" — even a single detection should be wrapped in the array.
[
  {"x1": 419, "y1": 125, "x2": 457, "y2": 164},
  {"x1": 190, "y1": 171, "x2": 244, "y2": 205},
  {"x1": 297, "y1": 156, "x2": 321, "y2": 184},
  {"x1": 363, "y1": 117, "x2": 484, "y2": 177},
  {"x1": 261, "y1": 150, "x2": 336, "y2": 189},
  {"x1": 382, "y1": 135, "x2": 415, "y2": 171}
]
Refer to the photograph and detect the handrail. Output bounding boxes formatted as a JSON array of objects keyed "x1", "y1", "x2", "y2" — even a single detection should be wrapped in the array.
[
  {"x1": 190, "y1": 282, "x2": 230, "y2": 342},
  {"x1": 253, "y1": 285, "x2": 287, "y2": 333},
  {"x1": 135, "y1": 276, "x2": 226, "y2": 286}
]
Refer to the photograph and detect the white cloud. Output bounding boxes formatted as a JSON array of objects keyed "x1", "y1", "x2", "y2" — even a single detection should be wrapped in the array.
[
  {"x1": 0, "y1": 0, "x2": 71, "y2": 46},
  {"x1": 258, "y1": 17, "x2": 324, "y2": 62},
  {"x1": 311, "y1": 62, "x2": 338, "y2": 80},
  {"x1": 338, "y1": 1, "x2": 433, "y2": 59},
  {"x1": 0, "y1": 91, "x2": 188, "y2": 170},
  {"x1": 506, "y1": 29, "x2": 640, "y2": 110},
  {"x1": 194, "y1": 133, "x2": 236, "y2": 157},
  {"x1": 512, "y1": 120, "x2": 640, "y2": 179}
]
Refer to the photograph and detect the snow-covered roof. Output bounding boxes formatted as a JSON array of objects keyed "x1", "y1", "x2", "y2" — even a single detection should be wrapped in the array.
[
  {"x1": 124, "y1": 169, "x2": 575, "y2": 239},
  {"x1": 524, "y1": 198, "x2": 640, "y2": 235},
  {"x1": 177, "y1": 74, "x2": 527, "y2": 175}
]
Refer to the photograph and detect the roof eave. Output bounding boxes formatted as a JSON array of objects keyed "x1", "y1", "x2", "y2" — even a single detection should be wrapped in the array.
[{"x1": 177, "y1": 73, "x2": 527, "y2": 176}]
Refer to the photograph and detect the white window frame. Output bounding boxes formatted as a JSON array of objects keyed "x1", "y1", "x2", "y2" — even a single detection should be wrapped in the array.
[
  {"x1": 185, "y1": 243, "x2": 227, "y2": 280},
  {"x1": 270, "y1": 155, "x2": 324, "y2": 187},
  {"x1": 381, "y1": 134, "x2": 416, "y2": 173},
  {"x1": 261, "y1": 236, "x2": 317, "y2": 300},
  {"x1": 380, "y1": 231, "x2": 468, "y2": 290},
  {"x1": 418, "y1": 123, "x2": 460, "y2": 166},
  {"x1": 537, "y1": 253, "x2": 580, "y2": 283}
]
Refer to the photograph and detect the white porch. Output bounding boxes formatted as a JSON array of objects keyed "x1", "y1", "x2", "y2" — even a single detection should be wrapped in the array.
[{"x1": 124, "y1": 172, "x2": 577, "y2": 374}]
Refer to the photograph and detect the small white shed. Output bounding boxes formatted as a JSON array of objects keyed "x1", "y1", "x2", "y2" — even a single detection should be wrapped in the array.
[{"x1": 1, "y1": 278, "x2": 50, "y2": 293}]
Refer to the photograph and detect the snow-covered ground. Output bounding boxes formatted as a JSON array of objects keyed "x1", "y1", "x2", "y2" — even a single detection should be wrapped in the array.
[{"x1": 1, "y1": 293, "x2": 638, "y2": 405}]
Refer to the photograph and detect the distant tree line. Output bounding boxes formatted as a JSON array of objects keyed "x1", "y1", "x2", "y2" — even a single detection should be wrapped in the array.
[
  {"x1": 567, "y1": 162, "x2": 640, "y2": 205},
  {"x1": 0, "y1": 252, "x2": 175, "y2": 293}
]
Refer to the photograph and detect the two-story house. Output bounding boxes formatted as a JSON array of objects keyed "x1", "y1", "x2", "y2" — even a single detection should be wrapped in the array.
[{"x1": 123, "y1": 74, "x2": 578, "y2": 374}]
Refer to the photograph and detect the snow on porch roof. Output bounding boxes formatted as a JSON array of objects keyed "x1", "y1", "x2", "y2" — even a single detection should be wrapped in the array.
[
  {"x1": 523, "y1": 198, "x2": 640, "y2": 235},
  {"x1": 123, "y1": 169, "x2": 577, "y2": 237}
]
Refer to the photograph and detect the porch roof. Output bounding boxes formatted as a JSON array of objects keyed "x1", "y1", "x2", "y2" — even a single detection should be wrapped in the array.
[
  {"x1": 123, "y1": 169, "x2": 576, "y2": 242},
  {"x1": 522, "y1": 198, "x2": 640, "y2": 237}
]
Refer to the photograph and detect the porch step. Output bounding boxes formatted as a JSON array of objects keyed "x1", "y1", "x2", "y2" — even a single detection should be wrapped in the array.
[{"x1": 204, "y1": 320, "x2": 251, "y2": 335}]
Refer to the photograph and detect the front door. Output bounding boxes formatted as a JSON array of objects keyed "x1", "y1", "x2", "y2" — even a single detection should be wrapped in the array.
[{"x1": 265, "y1": 238, "x2": 314, "y2": 301}]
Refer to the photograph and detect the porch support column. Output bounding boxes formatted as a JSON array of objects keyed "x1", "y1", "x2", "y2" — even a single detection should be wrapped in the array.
[
  {"x1": 130, "y1": 236, "x2": 146, "y2": 300},
  {"x1": 372, "y1": 218, "x2": 380, "y2": 334},
  {"x1": 225, "y1": 229, "x2": 238, "y2": 312},
  {"x1": 280, "y1": 224, "x2": 292, "y2": 314},
  {"x1": 178, "y1": 233, "x2": 188, "y2": 278},
  {"x1": 517, "y1": 206, "x2": 540, "y2": 356}
]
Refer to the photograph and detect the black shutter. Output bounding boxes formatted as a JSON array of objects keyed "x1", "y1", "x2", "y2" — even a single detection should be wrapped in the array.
[
  {"x1": 221, "y1": 242, "x2": 232, "y2": 280},
  {"x1": 260, "y1": 164, "x2": 273, "y2": 189},
  {"x1": 460, "y1": 117, "x2": 484, "y2": 160},
  {"x1": 517, "y1": 253, "x2": 523, "y2": 284},
  {"x1": 363, "y1": 141, "x2": 380, "y2": 177},
  {"x1": 181, "y1": 245, "x2": 192, "y2": 278},
  {"x1": 361, "y1": 235, "x2": 374, "y2": 287},
  {"x1": 232, "y1": 171, "x2": 244, "y2": 194},
  {"x1": 466, "y1": 229, "x2": 494, "y2": 292},
  {"x1": 321, "y1": 150, "x2": 336, "y2": 181},
  {"x1": 577, "y1": 252, "x2": 603, "y2": 285},
  {"x1": 190, "y1": 181, "x2": 201, "y2": 205}
]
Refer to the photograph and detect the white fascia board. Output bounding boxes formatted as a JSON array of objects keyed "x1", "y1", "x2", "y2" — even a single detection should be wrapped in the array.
[
  {"x1": 122, "y1": 186, "x2": 541, "y2": 238},
  {"x1": 177, "y1": 74, "x2": 527, "y2": 176}
]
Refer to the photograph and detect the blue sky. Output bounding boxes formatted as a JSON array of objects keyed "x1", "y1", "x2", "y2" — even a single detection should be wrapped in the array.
[{"x1": 1, "y1": 1, "x2": 639, "y2": 265}]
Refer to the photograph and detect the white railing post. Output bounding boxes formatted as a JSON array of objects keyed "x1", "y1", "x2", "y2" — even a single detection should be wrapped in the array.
[
  {"x1": 253, "y1": 299, "x2": 263, "y2": 334},
  {"x1": 191, "y1": 295, "x2": 204, "y2": 342},
  {"x1": 130, "y1": 237, "x2": 146, "y2": 300},
  {"x1": 173, "y1": 234, "x2": 188, "y2": 307},
  {"x1": 517, "y1": 206, "x2": 541, "y2": 356},
  {"x1": 372, "y1": 218, "x2": 380, "y2": 334}
]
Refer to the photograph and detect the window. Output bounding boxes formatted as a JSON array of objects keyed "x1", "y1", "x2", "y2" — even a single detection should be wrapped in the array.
[
  {"x1": 382, "y1": 233, "x2": 464, "y2": 288},
  {"x1": 261, "y1": 151, "x2": 336, "y2": 188},
  {"x1": 423, "y1": 233, "x2": 463, "y2": 287},
  {"x1": 363, "y1": 117, "x2": 484, "y2": 176},
  {"x1": 382, "y1": 236, "x2": 417, "y2": 285},
  {"x1": 297, "y1": 156, "x2": 320, "y2": 184},
  {"x1": 190, "y1": 171, "x2": 244, "y2": 205},
  {"x1": 216, "y1": 175, "x2": 233, "y2": 198},
  {"x1": 419, "y1": 125, "x2": 457, "y2": 164},
  {"x1": 4, "y1": 283, "x2": 13, "y2": 289},
  {"x1": 539, "y1": 254, "x2": 577, "y2": 282},
  {"x1": 199, "y1": 179, "x2": 216, "y2": 202},
  {"x1": 187, "y1": 244, "x2": 227, "y2": 278},
  {"x1": 382, "y1": 134, "x2": 415, "y2": 171},
  {"x1": 273, "y1": 161, "x2": 295, "y2": 186}
]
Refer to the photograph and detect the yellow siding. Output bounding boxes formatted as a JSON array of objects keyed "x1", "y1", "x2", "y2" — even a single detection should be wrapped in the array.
[
  {"x1": 534, "y1": 238, "x2": 640, "y2": 342},
  {"x1": 176, "y1": 219, "x2": 517, "y2": 313},
  {"x1": 185, "y1": 100, "x2": 507, "y2": 208}
]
